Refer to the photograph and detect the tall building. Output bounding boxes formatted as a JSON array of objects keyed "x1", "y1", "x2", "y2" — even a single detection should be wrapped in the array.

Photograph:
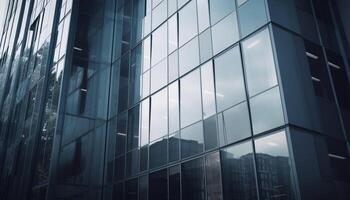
[{"x1": 0, "y1": 0, "x2": 350, "y2": 199}]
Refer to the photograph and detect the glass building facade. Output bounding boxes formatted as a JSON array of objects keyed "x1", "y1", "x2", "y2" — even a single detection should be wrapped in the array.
[{"x1": 0, "y1": 0, "x2": 350, "y2": 199}]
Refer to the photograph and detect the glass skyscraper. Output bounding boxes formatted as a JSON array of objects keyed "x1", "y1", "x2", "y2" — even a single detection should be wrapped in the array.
[{"x1": 0, "y1": 0, "x2": 350, "y2": 199}]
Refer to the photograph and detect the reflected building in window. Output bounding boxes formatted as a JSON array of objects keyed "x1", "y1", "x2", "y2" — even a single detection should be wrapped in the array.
[{"x1": 0, "y1": 0, "x2": 350, "y2": 199}]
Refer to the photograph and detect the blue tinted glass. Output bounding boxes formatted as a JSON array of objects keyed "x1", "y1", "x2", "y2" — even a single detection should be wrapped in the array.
[
  {"x1": 199, "y1": 28, "x2": 213, "y2": 63},
  {"x1": 214, "y1": 47, "x2": 246, "y2": 112},
  {"x1": 149, "y1": 137, "x2": 167, "y2": 169},
  {"x1": 169, "y1": 132, "x2": 180, "y2": 162},
  {"x1": 127, "y1": 105, "x2": 140, "y2": 151},
  {"x1": 151, "y1": 58, "x2": 167, "y2": 93},
  {"x1": 205, "y1": 152, "x2": 223, "y2": 199},
  {"x1": 223, "y1": 102, "x2": 251, "y2": 144},
  {"x1": 126, "y1": 178, "x2": 138, "y2": 200},
  {"x1": 149, "y1": 169, "x2": 168, "y2": 199},
  {"x1": 169, "y1": 165, "x2": 181, "y2": 200},
  {"x1": 181, "y1": 121, "x2": 204, "y2": 159},
  {"x1": 203, "y1": 116, "x2": 219, "y2": 150},
  {"x1": 212, "y1": 12, "x2": 240, "y2": 55},
  {"x1": 126, "y1": 149, "x2": 139, "y2": 176},
  {"x1": 250, "y1": 86, "x2": 284, "y2": 134}
]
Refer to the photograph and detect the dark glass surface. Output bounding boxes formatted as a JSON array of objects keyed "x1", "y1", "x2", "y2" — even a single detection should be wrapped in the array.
[
  {"x1": 116, "y1": 113, "x2": 127, "y2": 156},
  {"x1": 181, "y1": 121, "x2": 204, "y2": 159},
  {"x1": 182, "y1": 157, "x2": 206, "y2": 200},
  {"x1": 127, "y1": 105, "x2": 140, "y2": 151},
  {"x1": 169, "y1": 132, "x2": 180, "y2": 162},
  {"x1": 140, "y1": 146, "x2": 148, "y2": 171},
  {"x1": 149, "y1": 137, "x2": 168, "y2": 169},
  {"x1": 221, "y1": 141, "x2": 257, "y2": 200},
  {"x1": 114, "y1": 156, "x2": 125, "y2": 181},
  {"x1": 126, "y1": 178, "x2": 138, "y2": 200},
  {"x1": 113, "y1": 182, "x2": 124, "y2": 200},
  {"x1": 255, "y1": 131, "x2": 296, "y2": 200},
  {"x1": 126, "y1": 149, "x2": 139, "y2": 176},
  {"x1": 169, "y1": 165, "x2": 181, "y2": 200},
  {"x1": 139, "y1": 175, "x2": 148, "y2": 200},
  {"x1": 203, "y1": 116, "x2": 218, "y2": 150},
  {"x1": 205, "y1": 152, "x2": 223, "y2": 200},
  {"x1": 149, "y1": 169, "x2": 168, "y2": 200}
]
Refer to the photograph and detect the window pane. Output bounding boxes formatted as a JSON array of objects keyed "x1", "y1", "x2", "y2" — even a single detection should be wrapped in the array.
[
  {"x1": 168, "y1": 50, "x2": 179, "y2": 82},
  {"x1": 197, "y1": 0, "x2": 210, "y2": 33},
  {"x1": 127, "y1": 105, "x2": 141, "y2": 151},
  {"x1": 209, "y1": 0, "x2": 235, "y2": 25},
  {"x1": 180, "y1": 69, "x2": 202, "y2": 128},
  {"x1": 168, "y1": 14, "x2": 178, "y2": 54},
  {"x1": 129, "y1": 45, "x2": 142, "y2": 106},
  {"x1": 126, "y1": 149, "x2": 139, "y2": 176},
  {"x1": 250, "y1": 86, "x2": 284, "y2": 134},
  {"x1": 149, "y1": 137, "x2": 168, "y2": 169},
  {"x1": 142, "y1": 70, "x2": 150, "y2": 98},
  {"x1": 221, "y1": 141, "x2": 257, "y2": 200},
  {"x1": 178, "y1": 0, "x2": 190, "y2": 8},
  {"x1": 142, "y1": 36, "x2": 151, "y2": 72},
  {"x1": 179, "y1": 0, "x2": 198, "y2": 46},
  {"x1": 169, "y1": 81, "x2": 180, "y2": 133},
  {"x1": 203, "y1": 115, "x2": 218, "y2": 151},
  {"x1": 150, "y1": 88, "x2": 168, "y2": 141},
  {"x1": 114, "y1": 156, "x2": 125, "y2": 181},
  {"x1": 214, "y1": 46, "x2": 246, "y2": 112},
  {"x1": 238, "y1": 0, "x2": 268, "y2": 37},
  {"x1": 126, "y1": 178, "x2": 138, "y2": 200},
  {"x1": 169, "y1": 165, "x2": 181, "y2": 200},
  {"x1": 168, "y1": 0, "x2": 178, "y2": 16},
  {"x1": 201, "y1": 61, "x2": 216, "y2": 118},
  {"x1": 139, "y1": 175, "x2": 148, "y2": 200},
  {"x1": 182, "y1": 157, "x2": 206, "y2": 200},
  {"x1": 152, "y1": 23, "x2": 167, "y2": 66},
  {"x1": 169, "y1": 132, "x2": 180, "y2": 162},
  {"x1": 140, "y1": 98, "x2": 150, "y2": 146},
  {"x1": 242, "y1": 28, "x2": 277, "y2": 96},
  {"x1": 212, "y1": 12, "x2": 239, "y2": 55},
  {"x1": 152, "y1": 0, "x2": 167, "y2": 30},
  {"x1": 181, "y1": 121, "x2": 204, "y2": 159},
  {"x1": 149, "y1": 169, "x2": 168, "y2": 199},
  {"x1": 116, "y1": 113, "x2": 127, "y2": 156},
  {"x1": 255, "y1": 131, "x2": 296, "y2": 200},
  {"x1": 205, "y1": 152, "x2": 223, "y2": 200},
  {"x1": 199, "y1": 28, "x2": 213, "y2": 63},
  {"x1": 151, "y1": 58, "x2": 167, "y2": 93},
  {"x1": 179, "y1": 37, "x2": 200, "y2": 76},
  {"x1": 223, "y1": 102, "x2": 251, "y2": 144},
  {"x1": 140, "y1": 146, "x2": 148, "y2": 171}
]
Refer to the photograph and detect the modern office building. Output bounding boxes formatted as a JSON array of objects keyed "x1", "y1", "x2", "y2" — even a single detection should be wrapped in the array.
[{"x1": 0, "y1": 0, "x2": 350, "y2": 199}]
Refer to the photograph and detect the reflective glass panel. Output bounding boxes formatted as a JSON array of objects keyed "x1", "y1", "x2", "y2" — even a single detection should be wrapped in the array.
[
  {"x1": 238, "y1": 0, "x2": 268, "y2": 37},
  {"x1": 169, "y1": 165, "x2": 181, "y2": 200},
  {"x1": 114, "y1": 156, "x2": 125, "y2": 181},
  {"x1": 142, "y1": 70, "x2": 150, "y2": 98},
  {"x1": 180, "y1": 69, "x2": 202, "y2": 128},
  {"x1": 250, "y1": 86, "x2": 284, "y2": 134},
  {"x1": 116, "y1": 113, "x2": 127, "y2": 156},
  {"x1": 152, "y1": 23, "x2": 167, "y2": 66},
  {"x1": 126, "y1": 149, "x2": 139, "y2": 176},
  {"x1": 168, "y1": 50, "x2": 179, "y2": 82},
  {"x1": 149, "y1": 169, "x2": 168, "y2": 199},
  {"x1": 169, "y1": 81, "x2": 180, "y2": 133},
  {"x1": 140, "y1": 99, "x2": 150, "y2": 146},
  {"x1": 201, "y1": 61, "x2": 216, "y2": 118},
  {"x1": 255, "y1": 131, "x2": 296, "y2": 200},
  {"x1": 209, "y1": 0, "x2": 235, "y2": 24},
  {"x1": 168, "y1": 14, "x2": 178, "y2": 53},
  {"x1": 150, "y1": 88, "x2": 168, "y2": 141},
  {"x1": 203, "y1": 115, "x2": 218, "y2": 151},
  {"x1": 182, "y1": 157, "x2": 206, "y2": 200},
  {"x1": 179, "y1": 0, "x2": 198, "y2": 46},
  {"x1": 223, "y1": 102, "x2": 251, "y2": 144},
  {"x1": 179, "y1": 37, "x2": 200, "y2": 76},
  {"x1": 142, "y1": 36, "x2": 151, "y2": 72},
  {"x1": 206, "y1": 152, "x2": 223, "y2": 200},
  {"x1": 212, "y1": 12, "x2": 239, "y2": 55},
  {"x1": 139, "y1": 175, "x2": 148, "y2": 200},
  {"x1": 199, "y1": 28, "x2": 213, "y2": 63},
  {"x1": 221, "y1": 141, "x2": 257, "y2": 200},
  {"x1": 127, "y1": 105, "x2": 140, "y2": 151},
  {"x1": 197, "y1": 0, "x2": 210, "y2": 33},
  {"x1": 140, "y1": 146, "x2": 148, "y2": 171},
  {"x1": 126, "y1": 178, "x2": 138, "y2": 200},
  {"x1": 149, "y1": 137, "x2": 168, "y2": 169},
  {"x1": 169, "y1": 132, "x2": 180, "y2": 162},
  {"x1": 181, "y1": 121, "x2": 204, "y2": 159},
  {"x1": 214, "y1": 46, "x2": 246, "y2": 112},
  {"x1": 151, "y1": 58, "x2": 167, "y2": 93},
  {"x1": 152, "y1": 0, "x2": 167, "y2": 30},
  {"x1": 242, "y1": 28, "x2": 277, "y2": 96}
]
